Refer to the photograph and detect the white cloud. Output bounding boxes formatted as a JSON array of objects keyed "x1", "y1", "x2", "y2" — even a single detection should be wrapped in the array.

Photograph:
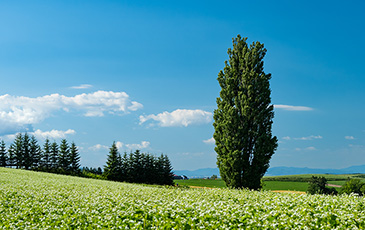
[
  {"x1": 0, "y1": 91, "x2": 143, "y2": 134},
  {"x1": 282, "y1": 136, "x2": 291, "y2": 140},
  {"x1": 140, "y1": 109, "x2": 212, "y2": 127},
  {"x1": 89, "y1": 144, "x2": 110, "y2": 151},
  {"x1": 89, "y1": 141, "x2": 150, "y2": 152},
  {"x1": 274, "y1": 104, "x2": 313, "y2": 111},
  {"x1": 203, "y1": 137, "x2": 215, "y2": 144},
  {"x1": 33, "y1": 129, "x2": 76, "y2": 140},
  {"x1": 3, "y1": 129, "x2": 76, "y2": 141},
  {"x1": 125, "y1": 141, "x2": 150, "y2": 150},
  {"x1": 345, "y1": 136, "x2": 355, "y2": 140},
  {"x1": 70, "y1": 84, "x2": 93, "y2": 89},
  {"x1": 294, "y1": 135, "x2": 322, "y2": 141},
  {"x1": 295, "y1": 147, "x2": 317, "y2": 151}
]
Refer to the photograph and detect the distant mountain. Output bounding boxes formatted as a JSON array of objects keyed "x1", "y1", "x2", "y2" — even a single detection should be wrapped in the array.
[
  {"x1": 174, "y1": 165, "x2": 365, "y2": 178},
  {"x1": 266, "y1": 165, "x2": 365, "y2": 176},
  {"x1": 173, "y1": 168, "x2": 220, "y2": 178}
]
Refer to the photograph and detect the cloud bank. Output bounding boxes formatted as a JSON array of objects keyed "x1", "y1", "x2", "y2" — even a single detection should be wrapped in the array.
[
  {"x1": 0, "y1": 91, "x2": 143, "y2": 134},
  {"x1": 140, "y1": 109, "x2": 212, "y2": 127}
]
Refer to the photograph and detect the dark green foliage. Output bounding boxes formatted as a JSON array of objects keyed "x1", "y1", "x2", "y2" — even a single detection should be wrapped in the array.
[
  {"x1": 103, "y1": 143, "x2": 174, "y2": 185},
  {"x1": 30, "y1": 135, "x2": 41, "y2": 169},
  {"x1": 307, "y1": 176, "x2": 338, "y2": 195},
  {"x1": 41, "y1": 139, "x2": 51, "y2": 171},
  {"x1": 0, "y1": 140, "x2": 7, "y2": 167},
  {"x1": 69, "y1": 142, "x2": 81, "y2": 174},
  {"x1": 340, "y1": 178, "x2": 365, "y2": 195},
  {"x1": 103, "y1": 142, "x2": 120, "y2": 181},
  {"x1": 50, "y1": 141, "x2": 59, "y2": 170},
  {"x1": 213, "y1": 35, "x2": 277, "y2": 190},
  {"x1": 58, "y1": 139, "x2": 71, "y2": 172},
  {"x1": 13, "y1": 133, "x2": 24, "y2": 169}
]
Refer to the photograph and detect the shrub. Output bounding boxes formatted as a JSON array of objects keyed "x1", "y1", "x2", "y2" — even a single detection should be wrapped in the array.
[{"x1": 340, "y1": 178, "x2": 365, "y2": 195}]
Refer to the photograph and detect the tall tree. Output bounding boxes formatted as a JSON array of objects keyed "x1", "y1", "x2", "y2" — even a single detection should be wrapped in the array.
[
  {"x1": 29, "y1": 135, "x2": 41, "y2": 169},
  {"x1": 58, "y1": 139, "x2": 70, "y2": 172},
  {"x1": 13, "y1": 133, "x2": 24, "y2": 169},
  {"x1": 7, "y1": 144, "x2": 15, "y2": 167},
  {"x1": 50, "y1": 141, "x2": 59, "y2": 170},
  {"x1": 103, "y1": 142, "x2": 120, "y2": 181},
  {"x1": 22, "y1": 133, "x2": 32, "y2": 169},
  {"x1": 41, "y1": 139, "x2": 51, "y2": 171},
  {"x1": 69, "y1": 142, "x2": 81, "y2": 174},
  {"x1": 213, "y1": 35, "x2": 278, "y2": 189},
  {"x1": 0, "y1": 140, "x2": 7, "y2": 167}
]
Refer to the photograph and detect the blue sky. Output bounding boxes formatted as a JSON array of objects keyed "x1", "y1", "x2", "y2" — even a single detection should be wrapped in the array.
[{"x1": 0, "y1": 0, "x2": 364, "y2": 170}]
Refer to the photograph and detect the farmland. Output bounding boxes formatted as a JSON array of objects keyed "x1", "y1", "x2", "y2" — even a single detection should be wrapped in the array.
[
  {"x1": 1, "y1": 168, "x2": 365, "y2": 229},
  {"x1": 175, "y1": 174, "x2": 365, "y2": 192}
]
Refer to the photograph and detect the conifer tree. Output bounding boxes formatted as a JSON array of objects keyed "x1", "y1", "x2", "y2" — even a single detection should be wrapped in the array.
[
  {"x1": 30, "y1": 135, "x2": 41, "y2": 169},
  {"x1": 58, "y1": 139, "x2": 70, "y2": 172},
  {"x1": 42, "y1": 139, "x2": 51, "y2": 171},
  {"x1": 69, "y1": 142, "x2": 81, "y2": 174},
  {"x1": 213, "y1": 35, "x2": 278, "y2": 189},
  {"x1": 50, "y1": 141, "x2": 59, "y2": 170},
  {"x1": 22, "y1": 133, "x2": 32, "y2": 169},
  {"x1": 13, "y1": 133, "x2": 24, "y2": 169},
  {"x1": 0, "y1": 140, "x2": 7, "y2": 167},
  {"x1": 7, "y1": 144, "x2": 15, "y2": 168},
  {"x1": 103, "y1": 142, "x2": 120, "y2": 181}
]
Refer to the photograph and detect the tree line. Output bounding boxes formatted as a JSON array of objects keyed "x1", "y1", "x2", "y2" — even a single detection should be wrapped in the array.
[
  {"x1": 0, "y1": 133, "x2": 80, "y2": 175},
  {"x1": 0, "y1": 133, "x2": 174, "y2": 186},
  {"x1": 104, "y1": 142, "x2": 174, "y2": 185}
]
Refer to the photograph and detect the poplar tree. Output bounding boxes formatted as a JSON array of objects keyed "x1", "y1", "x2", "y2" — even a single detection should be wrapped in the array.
[{"x1": 213, "y1": 35, "x2": 278, "y2": 189}]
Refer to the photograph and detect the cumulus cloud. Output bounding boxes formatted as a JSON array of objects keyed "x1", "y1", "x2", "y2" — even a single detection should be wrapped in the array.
[
  {"x1": 345, "y1": 136, "x2": 355, "y2": 140},
  {"x1": 203, "y1": 137, "x2": 215, "y2": 144},
  {"x1": 89, "y1": 144, "x2": 109, "y2": 151},
  {"x1": 33, "y1": 129, "x2": 76, "y2": 140},
  {"x1": 0, "y1": 91, "x2": 143, "y2": 134},
  {"x1": 274, "y1": 104, "x2": 313, "y2": 111},
  {"x1": 70, "y1": 84, "x2": 93, "y2": 89},
  {"x1": 140, "y1": 109, "x2": 212, "y2": 127}
]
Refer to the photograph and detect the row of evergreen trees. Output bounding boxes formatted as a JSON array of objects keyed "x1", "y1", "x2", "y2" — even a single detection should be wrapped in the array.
[
  {"x1": 104, "y1": 142, "x2": 174, "y2": 185},
  {"x1": 0, "y1": 133, "x2": 80, "y2": 175}
]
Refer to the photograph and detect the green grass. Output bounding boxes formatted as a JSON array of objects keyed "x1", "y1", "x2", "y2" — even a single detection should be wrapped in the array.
[
  {"x1": 2, "y1": 168, "x2": 365, "y2": 229},
  {"x1": 175, "y1": 174, "x2": 365, "y2": 192}
]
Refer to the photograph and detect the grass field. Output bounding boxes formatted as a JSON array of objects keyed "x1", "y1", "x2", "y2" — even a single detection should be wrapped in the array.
[
  {"x1": 2, "y1": 167, "x2": 365, "y2": 229},
  {"x1": 175, "y1": 174, "x2": 365, "y2": 192}
]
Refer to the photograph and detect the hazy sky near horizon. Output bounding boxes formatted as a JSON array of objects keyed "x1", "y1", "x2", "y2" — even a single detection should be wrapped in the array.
[{"x1": 1, "y1": 0, "x2": 364, "y2": 170}]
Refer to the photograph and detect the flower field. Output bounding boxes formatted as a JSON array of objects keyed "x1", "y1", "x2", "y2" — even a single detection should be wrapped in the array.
[{"x1": 1, "y1": 168, "x2": 365, "y2": 229}]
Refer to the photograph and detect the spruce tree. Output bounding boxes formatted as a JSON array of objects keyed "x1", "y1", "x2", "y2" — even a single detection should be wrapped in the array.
[
  {"x1": 58, "y1": 139, "x2": 70, "y2": 172},
  {"x1": 22, "y1": 133, "x2": 32, "y2": 170},
  {"x1": 13, "y1": 133, "x2": 24, "y2": 169},
  {"x1": 103, "y1": 142, "x2": 120, "y2": 181},
  {"x1": 0, "y1": 140, "x2": 7, "y2": 167},
  {"x1": 42, "y1": 139, "x2": 51, "y2": 171},
  {"x1": 50, "y1": 141, "x2": 59, "y2": 171},
  {"x1": 213, "y1": 35, "x2": 278, "y2": 189},
  {"x1": 7, "y1": 144, "x2": 15, "y2": 168},
  {"x1": 69, "y1": 142, "x2": 81, "y2": 174},
  {"x1": 30, "y1": 135, "x2": 41, "y2": 170}
]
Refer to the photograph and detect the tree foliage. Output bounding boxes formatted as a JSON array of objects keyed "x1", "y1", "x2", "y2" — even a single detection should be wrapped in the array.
[
  {"x1": 213, "y1": 35, "x2": 277, "y2": 189},
  {"x1": 103, "y1": 143, "x2": 174, "y2": 185},
  {"x1": 307, "y1": 176, "x2": 337, "y2": 195},
  {"x1": 340, "y1": 178, "x2": 365, "y2": 196}
]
